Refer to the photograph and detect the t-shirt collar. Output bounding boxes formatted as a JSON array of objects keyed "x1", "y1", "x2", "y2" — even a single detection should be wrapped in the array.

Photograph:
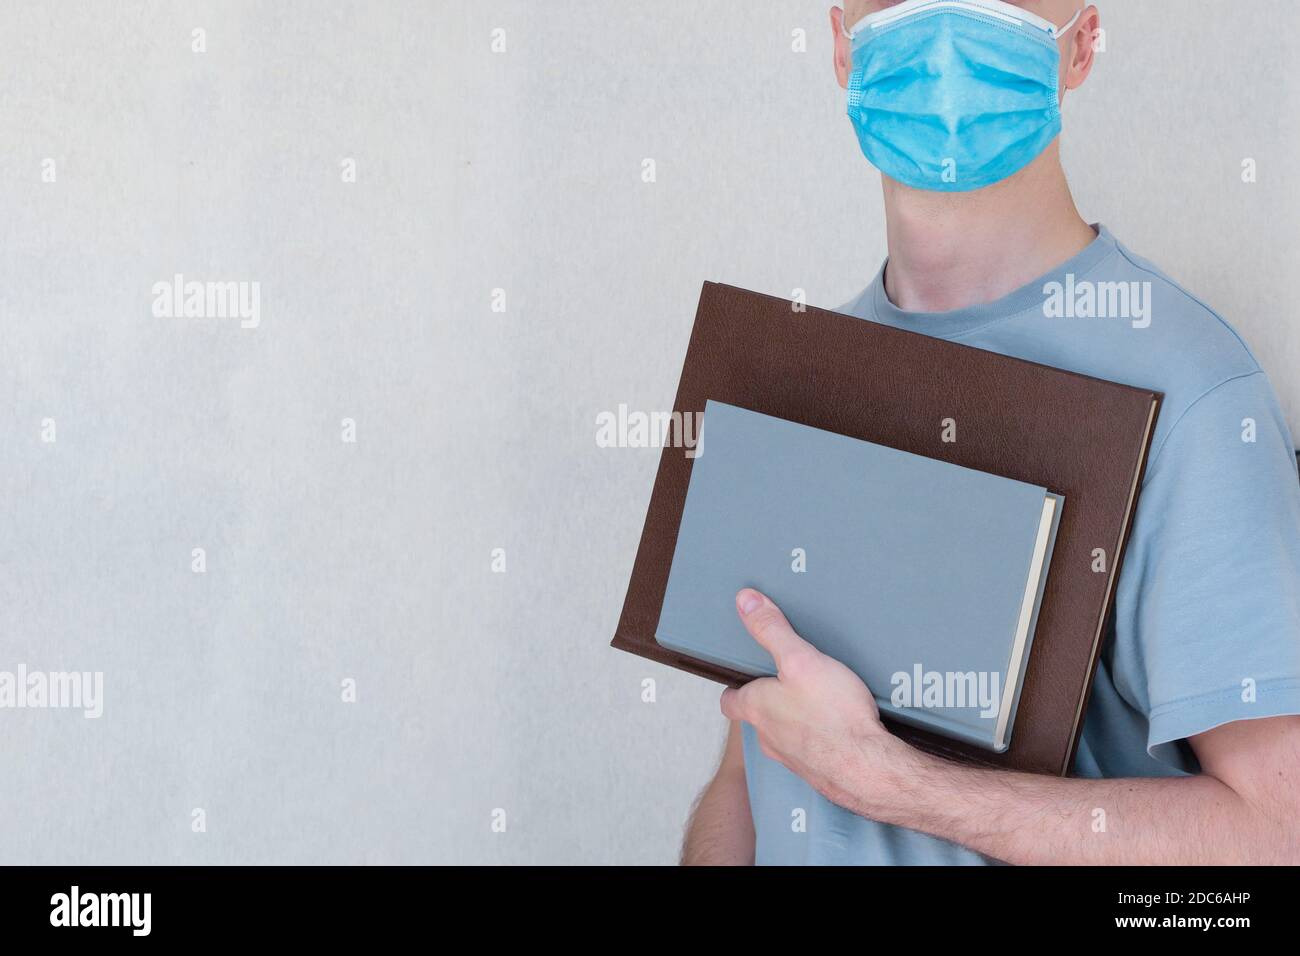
[{"x1": 863, "y1": 224, "x2": 1119, "y2": 339}]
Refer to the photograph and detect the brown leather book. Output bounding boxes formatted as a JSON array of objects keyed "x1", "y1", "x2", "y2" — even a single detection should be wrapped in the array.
[{"x1": 611, "y1": 282, "x2": 1162, "y2": 776}]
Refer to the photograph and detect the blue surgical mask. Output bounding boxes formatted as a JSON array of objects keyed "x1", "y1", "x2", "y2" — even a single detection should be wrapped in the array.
[{"x1": 844, "y1": 0, "x2": 1083, "y2": 192}]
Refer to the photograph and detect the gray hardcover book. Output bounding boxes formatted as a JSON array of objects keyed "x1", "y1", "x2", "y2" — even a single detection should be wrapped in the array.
[{"x1": 656, "y1": 400, "x2": 1063, "y2": 752}]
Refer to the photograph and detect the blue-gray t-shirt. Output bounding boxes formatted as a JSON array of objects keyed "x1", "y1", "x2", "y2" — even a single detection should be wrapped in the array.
[{"x1": 743, "y1": 225, "x2": 1300, "y2": 865}]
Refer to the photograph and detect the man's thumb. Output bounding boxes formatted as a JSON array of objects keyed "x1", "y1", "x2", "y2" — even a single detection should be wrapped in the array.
[{"x1": 736, "y1": 589, "x2": 808, "y2": 670}]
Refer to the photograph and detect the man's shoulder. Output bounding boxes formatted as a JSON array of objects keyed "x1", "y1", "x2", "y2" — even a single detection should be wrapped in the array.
[
  {"x1": 1093, "y1": 241, "x2": 1299, "y2": 502},
  {"x1": 833, "y1": 233, "x2": 1277, "y2": 446},
  {"x1": 1103, "y1": 236, "x2": 1262, "y2": 389}
]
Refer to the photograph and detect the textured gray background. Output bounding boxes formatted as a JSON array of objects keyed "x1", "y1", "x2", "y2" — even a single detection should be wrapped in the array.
[{"x1": 1, "y1": 1, "x2": 1297, "y2": 864}]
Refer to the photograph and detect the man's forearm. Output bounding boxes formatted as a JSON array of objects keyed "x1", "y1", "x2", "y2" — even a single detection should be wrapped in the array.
[
  {"x1": 681, "y1": 721, "x2": 755, "y2": 865},
  {"x1": 846, "y1": 737, "x2": 1297, "y2": 866},
  {"x1": 681, "y1": 767, "x2": 755, "y2": 865}
]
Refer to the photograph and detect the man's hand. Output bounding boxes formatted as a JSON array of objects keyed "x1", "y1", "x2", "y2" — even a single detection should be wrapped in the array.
[
  {"x1": 718, "y1": 593, "x2": 1300, "y2": 865},
  {"x1": 719, "y1": 588, "x2": 913, "y2": 812}
]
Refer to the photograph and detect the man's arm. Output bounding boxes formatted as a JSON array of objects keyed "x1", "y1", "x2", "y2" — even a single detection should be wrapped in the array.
[
  {"x1": 853, "y1": 714, "x2": 1300, "y2": 865},
  {"x1": 681, "y1": 720, "x2": 755, "y2": 865},
  {"x1": 722, "y1": 588, "x2": 1300, "y2": 866}
]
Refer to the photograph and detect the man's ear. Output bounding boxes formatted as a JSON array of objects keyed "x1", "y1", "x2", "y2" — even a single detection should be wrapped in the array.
[
  {"x1": 1061, "y1": 5, "x2": 1101, "y2": 95},
  {"x1": 831, "y1": 6, "x2": 851, "y2": 90}
]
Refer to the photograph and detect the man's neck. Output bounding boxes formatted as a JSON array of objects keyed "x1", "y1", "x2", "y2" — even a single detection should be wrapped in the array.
[{"x1": 881, "y1": 145, "x2": 1096, "y2": 313}]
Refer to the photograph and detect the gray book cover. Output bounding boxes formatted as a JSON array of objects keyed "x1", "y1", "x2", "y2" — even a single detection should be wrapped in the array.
[{"x1": 656, "y1": 400, "x2": 1063, "y2": 752}]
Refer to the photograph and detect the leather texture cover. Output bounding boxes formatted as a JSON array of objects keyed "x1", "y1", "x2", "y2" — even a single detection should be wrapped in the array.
[{"x1": 611, "y1": 282, "x2": 1163, "y2": 776}]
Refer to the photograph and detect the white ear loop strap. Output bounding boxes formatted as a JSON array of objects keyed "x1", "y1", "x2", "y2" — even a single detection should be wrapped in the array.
[{"x1": 1053, "y1": 7, "x2": 1085, "y2": 40}]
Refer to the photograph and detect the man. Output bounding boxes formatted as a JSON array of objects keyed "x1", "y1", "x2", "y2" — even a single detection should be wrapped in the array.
[{"x1": 682, "y1": 0, "x2": 1300, "y2": 865}]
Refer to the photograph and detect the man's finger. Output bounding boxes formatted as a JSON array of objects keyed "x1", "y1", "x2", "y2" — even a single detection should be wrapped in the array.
[
  {"x1": 719, "y1": 677, "x2": 776, "y2": 723},
  {"x1": 735, "y1": 588, "x2": 810, "y2": 671},
  {"x1": 719, "y1": 686, "x2": 746, "y2": 722}
]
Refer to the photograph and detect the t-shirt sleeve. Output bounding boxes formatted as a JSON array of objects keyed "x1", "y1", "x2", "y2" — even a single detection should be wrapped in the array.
[{"x1": 1111, "y1": 370, "x2": 1300, "y2": 766}]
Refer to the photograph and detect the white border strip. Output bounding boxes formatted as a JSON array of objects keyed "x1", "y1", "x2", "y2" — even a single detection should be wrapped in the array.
[
  {"x1": 846, "y1": 0, "x2": 1059, "y2": 40},
  {"x1": 994, "y1": 493, "x2": 1058, "y2": 751}
]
